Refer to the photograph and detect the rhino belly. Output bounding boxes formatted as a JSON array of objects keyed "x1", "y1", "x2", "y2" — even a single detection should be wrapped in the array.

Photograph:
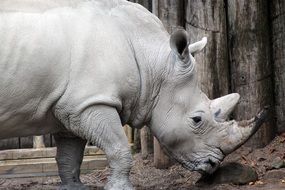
[{"x1": 0, "y1": 11, "x2": 71, "y2": 139}]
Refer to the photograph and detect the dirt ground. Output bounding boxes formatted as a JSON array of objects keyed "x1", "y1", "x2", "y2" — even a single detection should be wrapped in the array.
[{"x1": 1, "y1": 135, "x2": 285, "y2": 190}]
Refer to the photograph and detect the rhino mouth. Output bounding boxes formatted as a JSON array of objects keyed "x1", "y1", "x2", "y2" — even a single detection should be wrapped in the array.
[{"x1": 173, "y1": 155, "x2": 222, "y2": 174}]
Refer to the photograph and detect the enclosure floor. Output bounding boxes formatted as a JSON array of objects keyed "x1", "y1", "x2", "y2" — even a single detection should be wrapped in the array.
[{"x1": 0, "y1": 135, "x2": 285, "y2": 190}]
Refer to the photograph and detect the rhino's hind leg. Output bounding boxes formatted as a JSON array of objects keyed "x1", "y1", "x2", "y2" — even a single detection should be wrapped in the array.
[
  {"x1": 53, "y1": 133, "x2": 88, "y2": 190},
  {"x1": 65, "y1": 105, "x2": 133, "y2": 190}
]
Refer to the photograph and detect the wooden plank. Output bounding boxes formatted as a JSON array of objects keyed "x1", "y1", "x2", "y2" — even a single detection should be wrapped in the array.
[
  {"x1": 0, "y1": 146, "x2": 103, "y2": 161},
  {"x1": 0, "y1": 138, "x2": 20, "y2": 150},
  {"x1": 128, "y1": 0, "x2": 152, "y2": 11},
  {"x1": 227, "y1": 0, "x2": 275, "y2": 147},
  {"x1": 157, "y1": 0, "x2": 185, "y2": 33},
  {"x1": 43, "y1": 134, "x2": 53, "y2": 147},
  {"x1": 0, "y1": 155, "x2": 107, "y2": 178},
  {"x1": 185, "y1": 0, "x2": 229, "y2": 99},
  {"x1": 19, "y1": 136, "x2": 33, "y2": 149},
  {"x1": 270, "y1": 0, "x2": 285, "y2": 132}
]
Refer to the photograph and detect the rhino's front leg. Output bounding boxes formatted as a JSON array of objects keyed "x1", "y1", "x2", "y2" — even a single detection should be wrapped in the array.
[{"x1": 68, "y1": 105, "x2": 133, "y2": 190}]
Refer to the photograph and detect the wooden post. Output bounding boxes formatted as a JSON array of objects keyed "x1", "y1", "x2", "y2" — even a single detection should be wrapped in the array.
[
  {"x1": 140, "y1": 126, "x2": 153, "y2": 159},
  {"x1": 33, "y1": 136, "x2": 45, "y2": 149},
  {"x1": 227, "y1": 0, "x2": 275, "y2": 147},
  {"x1": 185, "y1": 0, "x2": 229, "y2": 99},
  {"x1": 270, "y1": 0, "x2": 285, "y2": 133},
  {"x1": 133, "y1": 129, "x2": 141, "y2": 153},
  {"x1": 153, "y1": 137, "x2": 170, "y2": 169},
  {"x1": 140, "y1": 126, "x2": 148, "y2": 159},
  {"x1": 123, "y1": 125, "x2": 133, "y2": 144},
  {"x1": 151, "y1": 0, "x2": 185, "y2": 169},
  {"x1": 157, "y1": 0, "x2": 185, "y2": 33},
  {"x1": 128, "y1": 0, "x2": 152, "y2": 11}
]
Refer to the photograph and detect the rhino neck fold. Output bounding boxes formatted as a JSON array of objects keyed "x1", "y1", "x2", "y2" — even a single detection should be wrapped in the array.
[{"x1": 128, "y1": 37, "x2": 170, "y2": 128}]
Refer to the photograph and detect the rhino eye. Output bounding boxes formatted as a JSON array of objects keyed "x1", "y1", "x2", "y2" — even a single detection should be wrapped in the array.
[{"x1": 192, "y1": 116, "x2": 202, "y2": 124}]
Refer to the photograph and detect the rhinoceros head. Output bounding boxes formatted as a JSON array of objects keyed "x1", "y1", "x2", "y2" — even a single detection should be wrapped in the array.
[{"x1": 149, "y1": 29, "x2": 267, "y2": 174}]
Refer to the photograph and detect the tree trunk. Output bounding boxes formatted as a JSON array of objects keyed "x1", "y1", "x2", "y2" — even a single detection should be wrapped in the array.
[
  {"x1": 271, "y1": 0, "x2": 285, "y2": 133},
  {"x1": 227, "y1": 0, "x2": 275, "y2": 147},
  {"x1": 185, "y1": 0, "x2": 229, "y2": 99}
]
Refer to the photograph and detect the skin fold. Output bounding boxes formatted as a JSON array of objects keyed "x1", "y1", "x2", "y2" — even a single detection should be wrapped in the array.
[{"x1": 0, "y1": 1, "x2": 267, "y2": 190}]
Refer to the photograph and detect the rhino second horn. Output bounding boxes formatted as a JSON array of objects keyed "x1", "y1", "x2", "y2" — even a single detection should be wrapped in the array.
[{"x1": 220, "y1": 108, "x2": 268, "y2": 155}]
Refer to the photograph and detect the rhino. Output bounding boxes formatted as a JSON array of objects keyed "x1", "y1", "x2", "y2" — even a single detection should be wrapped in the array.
[{"x1": 0, "y1": 0, "x2": 267, "y2": 190}]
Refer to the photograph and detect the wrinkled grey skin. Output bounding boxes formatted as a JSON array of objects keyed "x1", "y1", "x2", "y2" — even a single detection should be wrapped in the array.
[{"x1": 0, "y1": 1, "x2": 266, "y2": 190}]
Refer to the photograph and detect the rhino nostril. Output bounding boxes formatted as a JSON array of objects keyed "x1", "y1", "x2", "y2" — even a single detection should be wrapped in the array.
[{"x1": 208, "y1": 159, "x2": 216, "y2": 168}]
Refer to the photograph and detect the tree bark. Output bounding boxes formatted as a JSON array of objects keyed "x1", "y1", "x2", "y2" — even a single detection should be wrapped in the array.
[
  {"x1": 227, "y1": 0, "x2": 275, "y2": 147},
  {"x1": 271, "y1": 0, "x2": 285, "y2": 133},
  {"x1": 185, "y1": 0, "x2": 229, "y2": 99}
]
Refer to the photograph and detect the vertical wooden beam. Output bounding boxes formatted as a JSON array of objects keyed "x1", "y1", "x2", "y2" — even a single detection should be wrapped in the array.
[
  {"x1": 124, "y1": 125, "x2": 133, "y2": 144},
  {"x1": 153, "y1": 137, "x2": 170, "y2": 169},
  {"x1": 270, "y1": 0, "x2": 285, "y2": 133},
  {"x1": 33, "y1": 136, "x2": 45, "y2": 149},
  {"x1": 151, "y1": 0, "x2": 185, "y2": 169},
  {"x1": 19, "y1": 136, "x2": 33, "y2": 149},
  {"x1": 157, "y1": 0, "x2": 185, "y2": 33},
  {"x1": 128, "y1": 0, "x2": 152, "y2": 11},
  {"x1": 140, "y1": 126, "x2": 149, "y2": 159},
  {"x1": 0, "y1": 138, "x2": 20, "y2": 150},
  {"x1": 185, "y1": 0, "x2": 229, "y2": 99},
  {"x1": 227, "y1": 0, "x2": 275, "y2": 147}
]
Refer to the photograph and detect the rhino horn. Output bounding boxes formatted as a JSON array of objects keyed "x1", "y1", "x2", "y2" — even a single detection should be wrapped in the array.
[
  {"x1": 220, "y1": 108, "x2": 268, "y2": 155},
  {"x1": 210, "y1": 93, "x2": 240, "y2": 122}
]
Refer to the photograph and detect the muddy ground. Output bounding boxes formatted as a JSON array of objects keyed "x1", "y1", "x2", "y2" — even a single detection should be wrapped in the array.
[{"x1": 1, "y1": 135, "x2": 285, "y2": 190}]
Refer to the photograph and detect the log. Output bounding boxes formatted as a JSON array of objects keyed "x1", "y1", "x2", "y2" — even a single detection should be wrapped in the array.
[
  {"x1": 140, "y1": 126, "x2": 153, "y2": 159},
  {"x1": 140, "y1": 126, "x2": 148, "y2": 159},
  {"x1": 185, "y1": 0, "x2": 229, "y2": 99},
  {"x1": 128, "y1": 0, "x2": 152, "y2": 11},
  {"x1": 270, "y1": 0, "x2": 285, "y2": 133},
  {"x1": 33, "y1": 136, "x2": 45, "y2": 149},
  {"x1": 153, "y1": 137, "x2": 170, "y2": 169},
  {"x1": 227, "y1": 0, "x2": 275, "y2": 147}
]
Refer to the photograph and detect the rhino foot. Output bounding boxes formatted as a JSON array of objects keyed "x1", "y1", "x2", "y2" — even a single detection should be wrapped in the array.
[
  {"x1": 59, "y1": 183, "x2": 90, "y2": 190},
  {"x1": 105, "y1": 179, "x2": 134, "y2": 190}
]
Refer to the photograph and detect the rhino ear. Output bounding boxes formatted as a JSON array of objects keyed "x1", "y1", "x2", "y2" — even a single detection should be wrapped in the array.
[{"x1": 170, "y1": 29, "x2": 190, "y2": 61}]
